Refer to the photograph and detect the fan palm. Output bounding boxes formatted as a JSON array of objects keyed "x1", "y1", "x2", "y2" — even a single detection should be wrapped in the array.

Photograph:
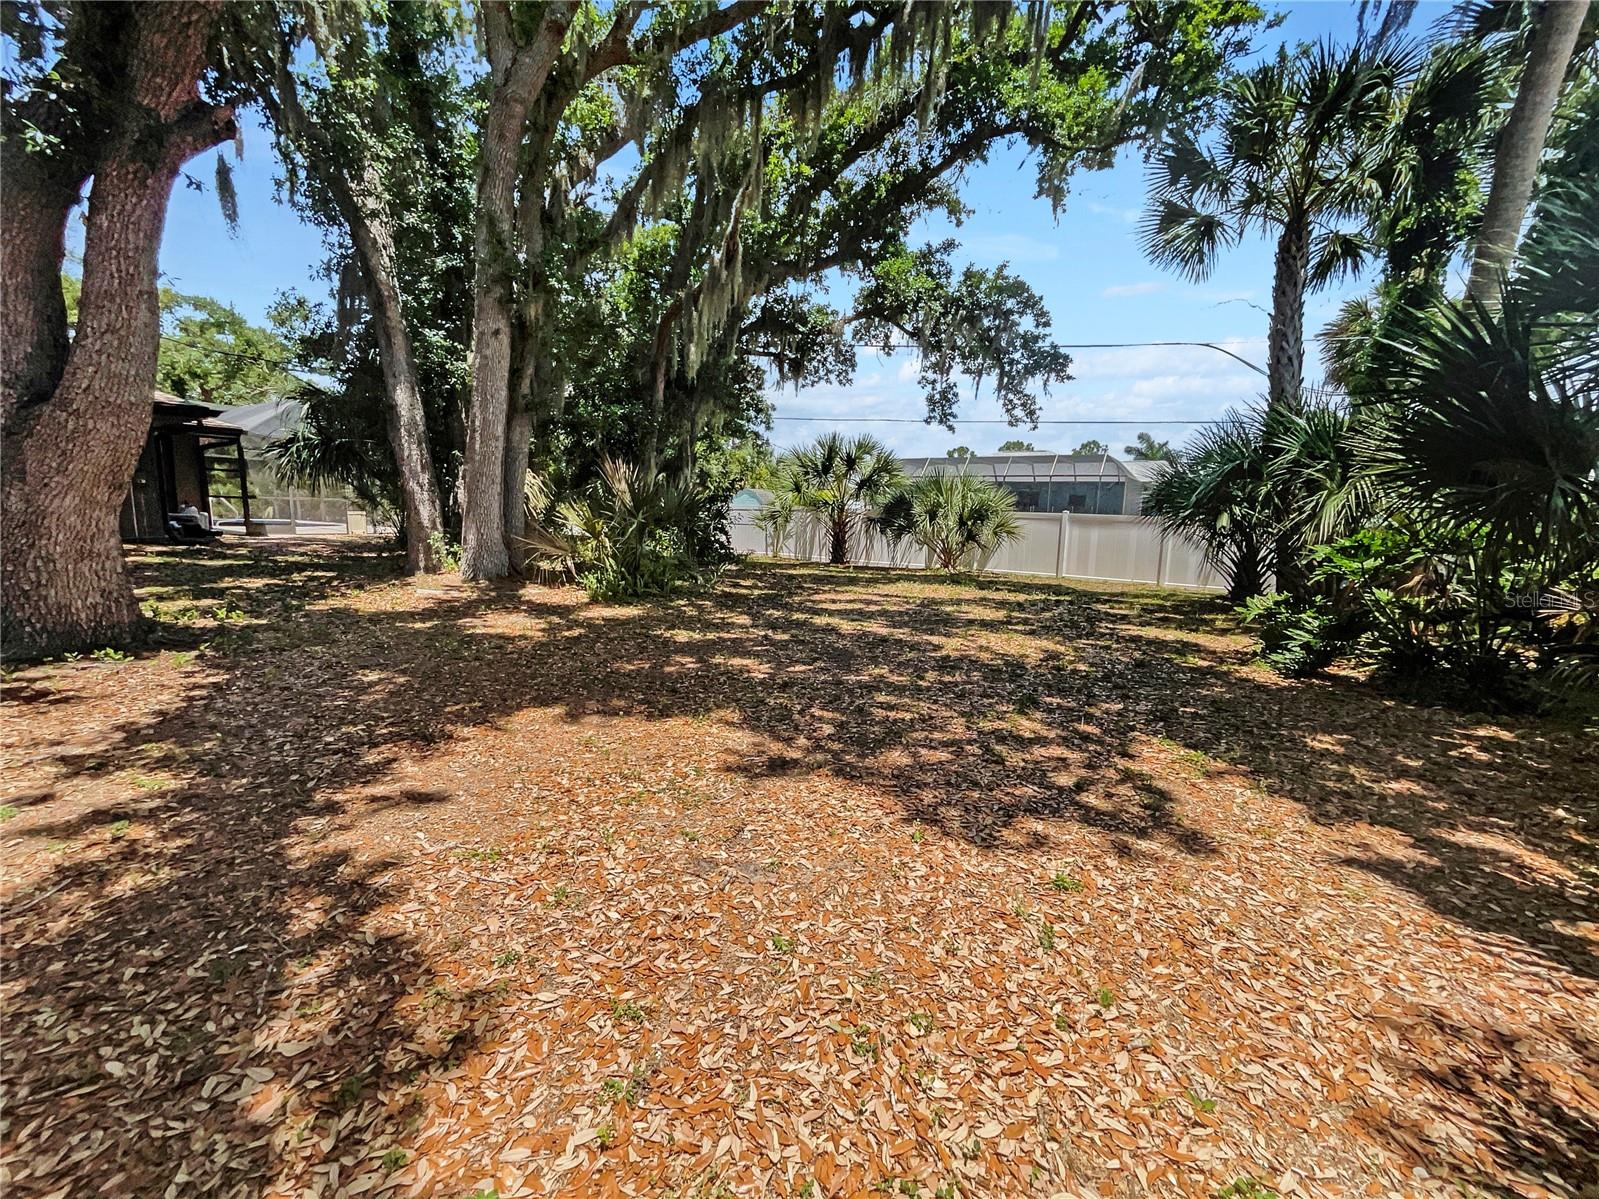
[
  {"x1": 759, "y1": 433, "x2": 904, "y2": 566},
  {"x1": 1142, "y1": 411, "x2": 1275, "y2": 601},
  {"x1": 874, "y1": 473, "x2": 1022, "y2": 572},
  {"x1": 1142, "y1": 37, "x2": 1423, "y2": 413}
]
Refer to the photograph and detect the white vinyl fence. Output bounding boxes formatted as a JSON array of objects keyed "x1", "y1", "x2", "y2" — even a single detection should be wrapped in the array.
[{"x1": 730, "y1": 507, "x2": 1224, "y2": 591}]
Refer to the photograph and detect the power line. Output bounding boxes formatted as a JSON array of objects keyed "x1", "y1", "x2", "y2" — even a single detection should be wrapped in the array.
[
  {"x1": 849, "y1": 339, "x2": 1267, "y2": 376},
  {"x1": 160, "y1": 335, "x2": 322, "y2": 373},
  {"x1": 770, "y1": 415, "x2": 1219, "y2": 425},
  {"x1": 160, "y1": 334, "x2": 1249, "y2": 426},
  {"x1": 165, "y1": 334, "x2": 1269, "y2": 378}
]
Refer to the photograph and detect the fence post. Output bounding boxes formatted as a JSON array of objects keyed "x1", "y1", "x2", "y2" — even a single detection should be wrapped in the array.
[{"x1": 1056, "y1": 510, "x2": 1070, "y2": 579}]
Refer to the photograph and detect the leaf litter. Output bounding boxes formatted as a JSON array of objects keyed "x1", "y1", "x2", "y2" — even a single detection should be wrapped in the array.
[{"x1": 1, "y1": 540, "x2": 1594, "y2": 1199}]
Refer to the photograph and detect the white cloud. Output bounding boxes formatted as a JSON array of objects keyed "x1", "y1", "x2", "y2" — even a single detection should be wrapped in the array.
[
  {"x1": 1100, "y1": 281, "x2": 1167, "y2": 299},
  {"x1": 1083, "y1": 200, "x2": 1141, "y2": 225}
]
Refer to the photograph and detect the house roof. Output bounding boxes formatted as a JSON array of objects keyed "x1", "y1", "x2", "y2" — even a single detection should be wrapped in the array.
[
  {"x1": 214, "y1": 396, "x2": 307, "y2": 445},
  {"x1": 151, "y1": 393, "x2": 245, "y2": 435},
  {"x1": 899, "y1": 453, "x2": 1132, "y2": 484},
  {"x1": 1121, "y1": 460, "x2": 1171, "y2": 484}
]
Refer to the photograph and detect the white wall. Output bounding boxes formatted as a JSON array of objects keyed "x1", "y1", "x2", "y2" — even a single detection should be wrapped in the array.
[{"x1": 730, "y1": 507, "x2": 1223, "y2": 591}]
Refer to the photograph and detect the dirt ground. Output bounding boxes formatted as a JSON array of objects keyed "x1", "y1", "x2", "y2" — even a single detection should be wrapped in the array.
[{"x1": 2, "y1": 538, "x2": 1595, "y2": 1199}]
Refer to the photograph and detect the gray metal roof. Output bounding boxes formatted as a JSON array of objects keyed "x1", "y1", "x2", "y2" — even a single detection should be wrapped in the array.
[
  {"x1": 899, "y1": 453, "x2": 1131, "y2": 484},
  {"x1": 214, "y1": 397, "x2": 306, "y2": 446}
]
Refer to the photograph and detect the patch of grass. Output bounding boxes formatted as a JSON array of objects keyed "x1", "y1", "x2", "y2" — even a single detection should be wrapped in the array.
[
  {"x1": 547, "y1": 884, "x2": 573, "y2": 907},
  {"x1": 594, "y1": 1122, "x2": 616, "y2": 1149},
  {"x1": 908, "y1": 1011, "x2": 935, "y2": 1034},
  {"x1": 0, "y1": 805, "x2": 18, "y2": 823},
  {"x1": 611, "y1": 998, "x2": 646, "y2": 1025},
  {"x1": 1054, "y1": 1011, "x2": 1071, "y2": 1033},
  {"x1": 492, "y1": 949, "x2": 522, "y2": 968},
  {"x1": 844, "y1": 1023, "x2": 878, "y2": 1060},
  {"x1": 457, "y1": 846, "x2": 504, "y2": 863},
  {"x1": 910, "y1": 825, "x2": 925, "y2": 844},
  {"x1": 1036, "y1": 919, "x2": 1057, "y2": 952},
  {"x1": 1186, "y1": 1088, "x2": 1218, "y2": 1114},
  {"x1": 680, "y1": 828, "x2": 700, "y2": 843},
  {"x1": 769, "y1": 933, "x2": 797, "y2": 954},
  {"x1": 1216, "y1": 1180, "x2": 1278, "y2": 1199},
  {"x1": 1049, "y1": 871, "x2": 1083, "y2": 893},
  {"x1": 333, "y1": 1073, "x2": 366, "y2": 1110},
  {"x1": 108, "y1": 818, "x2": 131, "y2": 839},
  {"x1": 380, "y1": 1148, "x2": 408, "y2": 1173},
  {"x1": 1094, "y1": 987, "x2": 1116, "y2": 1009},
  {"x1": 90, "y1": 647, "x2": 130, "y2": 663}
]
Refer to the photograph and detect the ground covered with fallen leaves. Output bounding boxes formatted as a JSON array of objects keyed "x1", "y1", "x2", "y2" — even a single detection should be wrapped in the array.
[{"x1": 3, "y1": 539, "x2": 1596, "y2": 1199}]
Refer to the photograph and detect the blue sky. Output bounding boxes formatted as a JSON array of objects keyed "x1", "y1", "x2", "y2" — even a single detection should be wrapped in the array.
[{"x1": 147, "y1": 1, "x2": 1450, "y2": 459}]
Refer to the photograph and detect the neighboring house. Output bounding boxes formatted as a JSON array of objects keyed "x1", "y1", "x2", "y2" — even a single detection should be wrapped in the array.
[
  {"x1": 897, "y1": 451, "x2": 1163, "y2": 515},
  {"x1": 120, "y1": 393, "x2": 254, "y2": 542}
]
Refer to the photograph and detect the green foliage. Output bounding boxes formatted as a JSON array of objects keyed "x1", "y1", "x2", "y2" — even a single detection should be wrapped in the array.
[
  {"x1": 874, "y1": 473, "x2": 1023, "y2": 573},
  {"x1": 523, "y1": 459, "x2": 720, "y2": 602},
  {"x1": 154, "y1": 288, "x2": 299, "y2": 407},
  {"x1": 1240, "y1": 592, "x2": 1357, "y2": 678},
  {"x1": 760, "y1": 434, "x2": 905, "y2": 566},
  {"x1": 1071, "y1": 440, "x2": 1108, "y2": 456},
  {"x1": 852, "y1": 245, "x2": 1074, "y2": 429},
  {"x1": 1125, "y1": 432, "x2": 1174, "y2": 461}
]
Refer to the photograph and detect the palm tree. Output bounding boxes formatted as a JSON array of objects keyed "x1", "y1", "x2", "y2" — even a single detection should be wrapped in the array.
[
  {"x1": 1142, "y1": 412, "x2": 1274, "y2": 601},
  {"x1": 1124, "y1": 432, "x2": 1174, "y2": 461},
  {"x1": 1142, "y1": 400, "x2": 1373, "y2": 602},
  {"x1": 1141, "y1": 38, "x2": 1421, "y2": 415},
  {"x1": 759, "y1": 433, "x2": 904, "y2": 566},
  {"x1": 1465, "y1": 0, "x2": 1591, "y2": 303},
  {"x1": 874, "y1": 473, "x2": 1022, "y2": 572}
]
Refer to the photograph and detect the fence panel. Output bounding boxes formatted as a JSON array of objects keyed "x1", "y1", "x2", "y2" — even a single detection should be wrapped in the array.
[
  {"x1": 1060, "y1": 514, "x2": 1166, "y2": 585},
  {"x1": 979, "y1": 512, "x2": 1061, "y2": 576},
  {"x1": 730, "y1": 504, "x2": 1221, "y2": 591}
]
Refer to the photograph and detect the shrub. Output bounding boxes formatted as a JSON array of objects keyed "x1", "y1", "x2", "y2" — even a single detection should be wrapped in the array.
[
  {"x1": 1239, "y1": 593, "x2": 1353, "y2": 677},
  {"x1": 874, "y1": 472, "x2": 1022, "y2": 572},
  {"x1": 522, "y1": 458, "x2": 719, "y2": 601}
]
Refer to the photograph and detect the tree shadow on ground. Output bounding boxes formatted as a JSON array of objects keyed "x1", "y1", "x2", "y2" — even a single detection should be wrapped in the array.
[{"x1": 2, "y1": 544, "x2": 1593, "y2": 1197}]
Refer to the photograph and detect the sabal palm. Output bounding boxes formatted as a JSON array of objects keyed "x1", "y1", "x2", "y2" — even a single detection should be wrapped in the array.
[
  {"x1": 763, "y1": 433, "x2": 903, "y2": 565},
  {"x1": 874, "y1": 473, "x2": 1022, "y2": 572},
  {"x1": 1143, "y1": 411, "x2": 1275, "y2": 601},
  {"x1": 1142, "y1": 38, "x2": 1421, "y2": 412},
  {"x1": 1143, "y1": 399, "x2": 1371, "y2": 601}
]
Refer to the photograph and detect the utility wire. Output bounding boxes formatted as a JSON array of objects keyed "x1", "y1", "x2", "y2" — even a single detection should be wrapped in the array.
[
  {"x1": 846, "y1": 339, "x2": 1268, "y2": 376},
  {"x1": 770, "y1": 415, "x2": 1222, "y2": 425},
  {"x1": 160, "y1": 334, "x2": 1257, "y2": 426}
]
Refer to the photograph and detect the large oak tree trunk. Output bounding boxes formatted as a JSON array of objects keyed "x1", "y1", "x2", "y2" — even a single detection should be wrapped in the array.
[
  {"x1": 460, "y1": 2, "x2": 569, "y2": 581},
  {"x1": 266, "y1": 72, "x2": 447, "y2": 575},
  {"x1": 1, "y1": 2, "x2": 233, "y2": 660},
  {"x1": 343, "y1": 170, "x2": 446, "y2": 574},
  {"x1": 1467, "y1": 0, "x2": 1589, "y2": 303},
  {"x1": 1, "y1": 173, "x2": 83, "y2": 428}
]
